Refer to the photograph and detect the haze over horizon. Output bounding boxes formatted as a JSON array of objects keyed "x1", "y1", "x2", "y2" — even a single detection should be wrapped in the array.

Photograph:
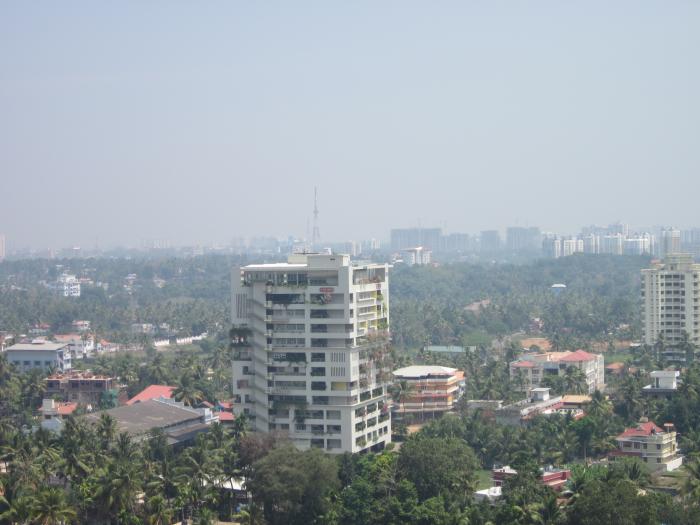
[{"x1": 1, "y1": 2, "x2": 698, "y2": 250}]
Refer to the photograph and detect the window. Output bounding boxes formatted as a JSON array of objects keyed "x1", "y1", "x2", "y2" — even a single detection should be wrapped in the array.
[{"x1": 311, "y1": 353, "x2": 325, "y2": 362}]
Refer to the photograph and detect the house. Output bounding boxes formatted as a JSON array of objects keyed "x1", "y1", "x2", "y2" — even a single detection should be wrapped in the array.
[
  {"x1": 40, "y1": 399, "x2": 78, "y2": 432},
  {"x1": 492, "y1": 465, "x2": 570, "y2": 491},
  {"x1": 605, "y1": 362, "x2": 626, "y2": 376},
  {"x1": 474, "y1": 486, "x2": 502, "y2": 503},
  {"x1": 642, "y1": 371, "x2": 680, "y2": 398},
  {"x1": 127, "y1": 384, "x2": 176, "y2": 405},
  {"x1": 5, "y1": 341, "x2": 71, "y2": 372},
  {"x1": 510, "y1": 350, "x2": 605, "y2": 393},
  {"x1": 610, "y1": 419, "x2": 682, "y2": 472},
  {"x1": 83, "y1": 398, "x2": 218, "y2": 445},
  {"x1": 561, "y1": 394, "x2": 592, "y2": 411},
  {"x1": 495, "y1": 388, "x2": 584, "y2": 426},
  {"x1": 392, "y1": 365, "x2": 466, "y2": 416},
  {"x1": 71, "y1": 320, "x2": 91, "y2": 332},
  {"x1": 45, "y1": 370, "x2": 127, "y2": 407},
  {"x1": 53, "y1": 333, "x2": 95, "y2": 360}
]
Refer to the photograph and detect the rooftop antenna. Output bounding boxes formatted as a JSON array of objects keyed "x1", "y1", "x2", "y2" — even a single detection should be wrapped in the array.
[{"x1": 312, "y1": 186, "x2": 320, "y2": 249}]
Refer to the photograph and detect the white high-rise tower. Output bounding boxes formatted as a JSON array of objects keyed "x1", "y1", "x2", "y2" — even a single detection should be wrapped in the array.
[{"x1": 231, "y1": 253, "x2": 392, "y2": 453}]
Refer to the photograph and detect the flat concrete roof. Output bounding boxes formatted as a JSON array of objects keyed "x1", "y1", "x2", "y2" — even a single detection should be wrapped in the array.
[
  {"x1": 393, "y1": 365, "x2": 458, "y2": 378},
  {"x1": 7, "y1": 342, "x2": 68, "y2": 352}
]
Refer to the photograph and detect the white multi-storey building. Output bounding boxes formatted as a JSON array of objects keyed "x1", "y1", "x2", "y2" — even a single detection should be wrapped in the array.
[
  {"x1": 231, "y1": 253, "x2": 392, "y2": 454},
  {"x1": 642, "y1": 254, "x2": 700, "y2": 361},
  {"x1": 510, "y1": 350, "x2": 605, "y2": 393},
  {"x1": 562, "y1": 238, "x2": 584, "y2": 257},
  {"x1": 58, "y1": 274, "x2": 81, "y2": 297}
]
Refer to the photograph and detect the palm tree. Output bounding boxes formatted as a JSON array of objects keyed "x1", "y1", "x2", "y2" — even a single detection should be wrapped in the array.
[
  {"x1": 173, "y1": 374, "x2": 205, "y2": 407},
  {"x1": 683, "y1": 458, "x2": 700, "y2": 504},
  {"x1": 145, "y1": 495, "x2": 174, "y2": 525},
  {"x1": 95, "y1": 414, "x2": 118, "y2": 451},
  {"x1": 30, "y1": 488, "x2": 77, "y2": 525},
  {"x1": 390, "y1": 380, "x2": 415, "y2": 419},
  {"x1": 0, "y1": 494, "x2": 34, "y2": 525},
  {"x1": 587, "y1": 390, "x2": 612, "y2": 420},
  {"x1": 563, "y1": 366, "x2": 587, "y2": 395},
  {"x1": 146, "y1": 354, "x2": 170, "y2": 385}
]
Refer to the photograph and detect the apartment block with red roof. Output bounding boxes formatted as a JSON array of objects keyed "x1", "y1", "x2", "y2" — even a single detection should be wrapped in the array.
[
  {"x1": 610, "y1": 419, "x2": 682, "y2": 472},
  {"x1": 509, "y1": 350, "x2": 605, "y2": 393}
]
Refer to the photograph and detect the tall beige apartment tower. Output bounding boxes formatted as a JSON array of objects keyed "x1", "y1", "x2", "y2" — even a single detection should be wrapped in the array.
[
  {"x1": 230, "y1": 253, "x2": 392, "y2": 453},
  {"x1": 642, "y1": 253, "x2": 700, "y2": 362}
]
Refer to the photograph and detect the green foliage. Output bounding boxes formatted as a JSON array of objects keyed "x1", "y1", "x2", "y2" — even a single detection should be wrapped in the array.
[
  {"x1": 390, "y1": 255, "x2": 647, "y2": 349},
  {"x1": 248, "y1": 445, "x2": 340, "y2": 525},
  {"x1": 397, "y1": 436, "x2": 478, "y2": 502}
]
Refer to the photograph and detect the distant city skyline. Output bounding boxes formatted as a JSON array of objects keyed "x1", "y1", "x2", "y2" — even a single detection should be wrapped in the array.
[
  {"x1": 1, "y1": 2, "x2": 698, "y2": 250},
  {"x1": 2, "y1": 221, "x2": 699, "y2": 256}
]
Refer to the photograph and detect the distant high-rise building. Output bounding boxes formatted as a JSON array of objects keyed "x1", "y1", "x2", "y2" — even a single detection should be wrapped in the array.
[
  {"x1": 661, "y1": 228, "x2": 682, "y2": 257},
  {"x1": 561, "y1": 238, "x2": 584, "y2": 257},
  {"x1": 390, "y1": 228, "x2": 441, "y2": 251},
  {"x1": 542, "y1": 235, "x2": 561, "y2": 258},
  {"x1": 0, "y1": 233, "x2": 5, "y2": 260},
  {"x1": 582, "y1": 234, "x2": 600, "y2": 254},
  {"x1": 360, "y1": 239, "x2": 381, "y2": 252},
  {"x1": 607, "y1": 222, "x2": 629, "y2": 237},
  {"x1": 480, "y1": 230, "x2": 501, "y2": 253},
  {"x1": 681, "y1": 228, "x2": 700, "y2": 260},
  {"x1": 600, "y1": 234, "x2": 624, "y2": 255},
  {"x1": 506, "y1": 227, "x2": 542, "y2": 253},
  {"x1": 401, "y1": 246, "x2": 432, "y2": 266},
  {"x1": 441, "y1": 233, "x2": 471, "y2": 253},
  {"x1": 230, "y1": 253, "x2": 392, "y2": 454},
  {"x1": 624, "y1": 235, "x2": 652, "y2": 255},
  {"x1": 642, "y1": 254, "x2": 700, "y2": 362}
]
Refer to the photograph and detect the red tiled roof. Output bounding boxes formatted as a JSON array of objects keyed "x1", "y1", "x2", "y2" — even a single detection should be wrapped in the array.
[
  {"x1": 513, "y1": 361, "x2": 535, "y2": 368},
  {"x1": 560, "y1": 350, "x2": 597, "y2": 362},
  {"x1": 217, "y1": 401, "x2": 233, "y2": 410},
  {"x1": 127, "y1": 385, "x2": 175, "y2": 405},
  {"x1": 618, "y1": 421, "x2": 664, "y2": 438},
  {"x1": 217, "y1": 412, "x2": 235, "y2": 421},
  {"x1": 40, "y1": 402, "x2": 78, "y2": 415},
  {"x1": 606, "y1": 362, "x2": 625, "y2": 370}
]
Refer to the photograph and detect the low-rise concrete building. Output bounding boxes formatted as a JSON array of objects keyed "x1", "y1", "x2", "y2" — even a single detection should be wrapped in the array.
[
  {"x1": 45, "y1": 370, "x2": 126, "y2": 407},
  {"x1": 53, "y1": 333, "x2": 95, "y2": 360},
  {"x1": 642, "y1": 371, "x2": 680, "y2": 398},
  {"x1": 495, "y1": 388, "x2": 584, "y2": 426},
  {"x1": 83, "y1": 397, "x2": 218, "y2": 446},
  {"x1": 6, "y1": 341, "x2": 71, "y2": 372},
  {"x1": 392, "y1": 365, "x2": 465, "y2": 415}
]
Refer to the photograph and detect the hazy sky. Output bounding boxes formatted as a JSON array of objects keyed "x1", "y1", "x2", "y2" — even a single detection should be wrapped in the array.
[{"x1": 1, "y1": 2, "x2": 698, "y2": 249}]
